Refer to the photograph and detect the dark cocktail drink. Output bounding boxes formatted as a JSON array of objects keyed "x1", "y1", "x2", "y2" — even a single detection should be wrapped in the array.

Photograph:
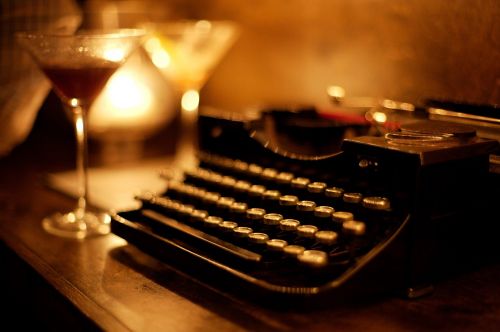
[{"x1": 41, "y1": 62, "x2": 119, "y2": 104}]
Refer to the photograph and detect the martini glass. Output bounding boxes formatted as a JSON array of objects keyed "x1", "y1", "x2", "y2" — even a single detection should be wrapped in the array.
[
  {"x1": 17, "y1": 29, "x2": 145, "y2": 239},
  {"x1": 142, "y1": 20, "x2": 239, "y2": 168}
]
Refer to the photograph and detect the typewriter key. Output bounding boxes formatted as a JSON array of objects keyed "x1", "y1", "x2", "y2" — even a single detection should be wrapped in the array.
[
  {"x1": 362, "y1": 196, "x2": 391, "y2": 210},
  {"x1": 262, "y1": 189, "x2": 281, "y2": 211},
  {"x1": 297, "y1": 250, "x2": 329, "y2": 268},
  {"x1": 263, "y1": 213, "x2": 283, "y2": 237},
  {"x1": 297, "y1": 200, "x2": 317, "y2": 224},
  {"x1": 234, "y1": 226, "x2": 253, "y2": 238},
  {"x1": 248, "y1": 184, "x2": 266, "y2": 206},
  {"x1": 314, "y1": 230, "x2": 339, "y2": 248},
  {"x1": 283, "y1": 245, "x2": 305, "y2": 257},
  {"x1": 204, "y1": 215, "x2": 223, "y2": 227},
  {"x1": 296, "y1": 225, "x2": 319, "y2": 247},
  {"x1": 276, "y1": 171, "x2": 294, "y2": 188},
  {"x1": 314, "y1": 206, "x2": 335, "y2": 229},
  {"x1": 248, "y1": 232, "x2": 270, "y2": 245},
  {"x1": 190, "y1": 209, "x2": 209, "y2": 226},
  {"x1": 246, "y1": 208, "x2": 266, "y2": 230},
  {"x1": 219, "y1": 221, "x2": 238, "y2": 239},
  {"x1": 307, "y1": 181, "x2": 327, "y2": 203},
  {"x1": 279, "y1": 194, "x2": 299, "y2": 216},
  {"x1": 332, "y1": 211, "x2": 354, "y2": 230},
  {"x1": 291, "y1": 177, "x2": 311, "y2": 196},
  {"x1": 342, "y1": 220, "x2": 366, "y2": 236},
  {"x1": 266, "y1": 239, "x2": 288, "y2": 252},
  {"x1": 261, "y1": 168, "x2": 278, "y2": 182},
  {"x1": 279, "y1": 218, "x2": 301, "y2": 242},
  {"x1": 248, "y1": 164, "x2": 263, "y2": 178}
]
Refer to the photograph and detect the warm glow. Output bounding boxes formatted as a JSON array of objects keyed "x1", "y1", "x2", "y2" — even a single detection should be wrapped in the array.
[
  {"x1": 181, "y1": 89, "x2": 200, "y2": 112},
  {"x1": 106, "y1": 71, "x2": 152, "y2": 118},
  {"x1": 152, "y1": 49, "x2": 171, "y2": 68},
  {"x1": 70, "y1": 98, "x2": 79, "y2": 107},
  {"x1": 372, "y1": 111, "x2": 388, "y2": 123},
  {"x1": 76, "y1": 116, "x2": 84, "y2": 133},
  {"x1": 103, "y1": 48, "x2": 125, "y2": 62},
  {"x1": 327, "y1": 85, "x2": 346, "y2": 101},
  {"x1": 145, "y1": 37, "x2": 172, "y2": 69}
]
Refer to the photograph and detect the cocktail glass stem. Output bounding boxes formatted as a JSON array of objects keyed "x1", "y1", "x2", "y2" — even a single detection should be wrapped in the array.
[
  {"x1": 72, "y1": 104, "x2": 89, "y2": 221},
  {"x1": 177, "y1": 89, "x2": 200, "y2": 169}
]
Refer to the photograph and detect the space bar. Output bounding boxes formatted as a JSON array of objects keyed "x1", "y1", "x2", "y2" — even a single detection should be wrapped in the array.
[{"x1": 141, "y1": 209, "x2": 262, "y2": 263}]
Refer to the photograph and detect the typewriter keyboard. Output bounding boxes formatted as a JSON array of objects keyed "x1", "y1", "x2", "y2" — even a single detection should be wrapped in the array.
[{"x1": 112, "y1": 151, "x2": 408, "y2": 295}]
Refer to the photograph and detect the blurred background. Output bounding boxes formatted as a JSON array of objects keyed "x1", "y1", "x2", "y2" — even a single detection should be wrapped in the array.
[
  {"x1": 81, "y1": 0, "x2": 500, "y2": 108},
  {"x1": 1, "y1": 0, "x2": 499, "y2": 163}
]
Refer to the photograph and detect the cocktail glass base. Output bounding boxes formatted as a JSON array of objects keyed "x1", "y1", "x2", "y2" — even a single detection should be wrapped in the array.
[{"x1": 42, "y1": 211, "x2": 111, "y2": 239}]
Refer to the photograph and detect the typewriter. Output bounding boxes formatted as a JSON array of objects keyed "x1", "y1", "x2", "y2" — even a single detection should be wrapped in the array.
[{"x1": 111, "y1": 103, "x2": 500, "y2": 306}]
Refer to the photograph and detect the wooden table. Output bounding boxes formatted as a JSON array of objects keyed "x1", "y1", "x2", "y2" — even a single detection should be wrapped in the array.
[{"x1": 1, "y1": 103, "x2": 499, "y2": 331}]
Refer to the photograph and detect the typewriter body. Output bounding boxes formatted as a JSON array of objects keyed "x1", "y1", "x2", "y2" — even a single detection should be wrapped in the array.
[{"x1": 111, "y1": 105, "x2": 499, "y2": 306}]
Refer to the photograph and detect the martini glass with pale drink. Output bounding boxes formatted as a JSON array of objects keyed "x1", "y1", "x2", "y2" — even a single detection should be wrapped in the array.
[
  {"x1": 16, "y1": 29, "x2": 145, "y2": 239},
  {"x1": 142, "y1": 20, "x2": 239, "y2": 168}
]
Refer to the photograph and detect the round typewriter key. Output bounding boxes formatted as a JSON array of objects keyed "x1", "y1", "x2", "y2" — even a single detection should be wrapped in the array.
[
  {"x1": 219, "y1": 220, "x2": 238, "y2": 233},
  {"x1": 178, "y1": 204, "x2": 194, "y2": 220},
  {"x1": 297, "y1": 200, "x2": 317, "y2": 212},
  {"x1": 202, "y1": 191, "x2": 221, "y2": 205},
  {"x1": 343, "y1": 192, "x2": 363, "y2": 204},
  {"x1": 307, "y1": 181, "x2": 327, "y2": 204},
  {"x1": 276, "y1": 171, "x2": 294, "y2": 185},
  {"x1": 248, "y1": 184, "x2": 266, "y2": 205},
  {"x1": 204, "y1": 216, "x2": 223, "y2": 230},
  {"x1": 246, "y1": 208, "x2": 266, "y2": 229},
  {"x1": 220, "y1": 176, "x2": 236, "y2": 189},
  {"x1": 233, "y1": 160, "x2": 249, "y2": 173},
  {"x1": 291, "y1": 177, "x2": 310, "y2": 189},
  {"x1": 190, "y1": 209, "x2": 209, "y2": 225},
  {"x1": 283, "y1": 245, "x2": 305, "y2": 257},
  {"x1": 362, "y1": 196, "x2": 391, "y2": 211},
  {"x1": 342, "y1": 220, "x2": 366, "y2": 236},
  {"x1": 263, "y1": 213, "x2": 283, "y2": 226},
  {"x1": 230, "y1": 201, "x2": 248, "y2": 224},
  {"x1": 314, "y1": 206, "x2": 334, "y2": 218},
  {"x1": 308, "y1": 182, "x2": 327, "y2": 194},
  {"x1": 291, "y1": 177, "x2": 310, "y2": 196},
  {"x1": 246, "y1": 207, "x2": 266, "y2": 219},
  {"x1": 248, "y1": 232, "x2": 270, "y2": 245},
  {"x1": 279, "y1": 218, "x2": 301, "y2": 242},
  {"x1": 261, "y1": 168, "x2": 278, "y2": 181},
  {"x1": 297, "y1": 250, "x2": 328, "y2": 268},
  {"x1": 279, "y1": 218, "x2": 300, "y2": 231},
  {"x1": 297, "y1": 225, "x2": 319, "y2": 239},
  {"x1": 262, "y1": 189, "x2": 281, "y2": 210},
  {"x1": 248, "y1": 184, "x2": 266, "y2": 196},
  {"x1": 315, "y1": 230, "x2": 339, "y2": 246},
  {"x1": 325, "y1": 187, "x2": 344, "y2": 198},
  {"x1": 216, "y1": 196, "x2": 235, "y2": 217},
  {"x1": 234, "y1": 226, "x2": 253, "y2": 238},
  {"x1": 233, "y1": 180, "x2": 251, "y2": 200},
  {"x1": 248, "y1": 164, "x2": 263, "y2": 178},
  {"x1": 207, "y1": 172, "x2": 223, "y2": 186},
  {"x1": 331, "y1": 211, "x2": 353, "y2": 230},
  {"x1": 279, "y1": 194, "x2": 298, "y2": 215},
  {"x1": 332, "y1": 211, "x2": 354, "y2": 223},
  {"x1": 297, "y1": 200, "x2": 317, "y2": 224},
  {"x1": 266, "y1": 239, "x2": 288, "y2": 252}
]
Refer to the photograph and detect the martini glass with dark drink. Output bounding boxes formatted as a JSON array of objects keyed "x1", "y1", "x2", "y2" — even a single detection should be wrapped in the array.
[{"x1": 17, "y1": 30, "x2": 145, "y2": 239}]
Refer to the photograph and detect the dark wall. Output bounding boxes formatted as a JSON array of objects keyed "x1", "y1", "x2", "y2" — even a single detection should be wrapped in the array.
[{"x1": 87, "y1": 0, "x2": 500, "y2": 110}]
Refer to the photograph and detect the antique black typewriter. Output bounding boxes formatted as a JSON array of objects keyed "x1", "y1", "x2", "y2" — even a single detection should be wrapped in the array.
[{"x1": 111, "y1": 104, "x2": 500, "y2": 306}]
